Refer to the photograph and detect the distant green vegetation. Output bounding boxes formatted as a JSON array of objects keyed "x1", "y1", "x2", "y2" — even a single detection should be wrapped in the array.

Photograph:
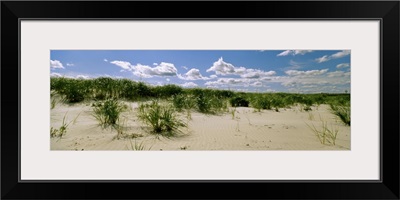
[{"x1": 51, "y1": 77, "x2": 351, "y2": 126}]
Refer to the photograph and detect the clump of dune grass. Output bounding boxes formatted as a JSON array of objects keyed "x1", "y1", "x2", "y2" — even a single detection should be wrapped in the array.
[
  {"x1": 210, "y1": 96, "x2": 228, "y2": 113},
  {"x1": 306, "y1": 118, "x2": 339, "y2": 145},
  {"x1": 194, "y1": 92, "x2": 227, "y2": 114},
  {"x1": 128, "y1": 139, "x2": 151, "y2": 151},
  {"x1": 137, "y1": 101, "x2": 186, "y2": 137},
  {"x1": 172, "y1": 94, "x2": 186, "y2": 112},
  {"x1": 172, "y1": 94, "x2": 197, "y2": 120},
  {"x1": 172, "y1": 94, "x2": 196, "y2": 111},
  {"x1": 195, "y1": 92, "x2": 212, "y2": 113},
  {"x1": 250, "y1": 96, "x2": 272, "y2": 111},
  {"x1": 92, "y1": 98, "x2": 127, "y2": 127},
  {"x1": 330, "y1": 103, "x2": 350, "y2": 126}
]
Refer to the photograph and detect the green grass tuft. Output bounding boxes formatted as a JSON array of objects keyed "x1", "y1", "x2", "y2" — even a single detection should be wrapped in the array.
[
  {"x1": 92, "y1": 98, "x2": 127, "y2": 127},
  {"x1": 137, "y1": 101, "x2": 186, "y2": 136},
  {"x1": 128, "y1": 139, "x2": 151, "y2": 151}
]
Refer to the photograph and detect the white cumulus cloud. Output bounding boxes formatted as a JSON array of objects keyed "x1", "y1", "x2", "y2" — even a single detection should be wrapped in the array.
[
  {"x1": 181, "y1": 68, "x2": 204, "y2": 80},
  {"x1": 178, "y1": 68, "x2": 217, "y2": 80},
  {"x1": 50, "y1": 72, "x2": 62, "y2": 77},
  {"x1": 240, "y1": 69, "x2": 276, "y2": 79},
  {"x1": 315, "y1": 55, "x2": 330, "y2": 63},
  {"x1": 206, "y1": 57, "x2": 276, "y2": 79},
  {"x1": 251, "y1": 81, "x2": 263, "y2": 87},
  {"x1": 336, "y1": 63, "x2": 350, "y2": 68},
  {"x1": 76, "y1": 75, "x2": 90, "y2": 79},
  {"x1": 331, "y1": 50, "x2": 351, "y2": 59},
  {"x1": 133, "y1": 62, "x2": 178, "y2": 78},
  {"x1": 110, "y1": 60, "x2": 133, "y2": 71},
  {"x1": 316, "y1": 50, "x2": 350, "y2": 63},
  {"x1": 206, "y1": 57, "x2": 237, "y2": 75},
  {"x1": 277, "y1": 50, "x2": 313, "y2": 56},
  {"x1": 285, "y1": 69, "x2": 328, "y2": 76},
  {"x1": 110, "y1": 61, "x2": 178, "y2": 78},
  {"x1": 181, "y1": 82, "x2": 198, "y2": 87},
  {"x1": 205, "y1": 78, "x2": 251, "y2": 87},
  {"x1": 50, "y1": 60, "x2": 64, "y2": 69},
  {"x1": 327, "y1": 71, "x2": 351, "y2": 78}
]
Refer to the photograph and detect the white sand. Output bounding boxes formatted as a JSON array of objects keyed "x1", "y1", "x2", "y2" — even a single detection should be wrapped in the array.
[{"x1": 50, "y1": 102, "x2": 350, "y2": 151}]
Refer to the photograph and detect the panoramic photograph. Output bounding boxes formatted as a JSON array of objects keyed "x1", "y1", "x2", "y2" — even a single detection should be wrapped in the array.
[{"x1": 50, "y1": 50, "x2": 351, "y2": 151}]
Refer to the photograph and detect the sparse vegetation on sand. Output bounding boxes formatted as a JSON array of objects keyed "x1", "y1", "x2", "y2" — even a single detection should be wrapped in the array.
[
  {"x1": 51, "y1": 77, "x2": 350, "y2": 145},
  {"x1": 306, "y1": 118, "x2": 339, "y2": 145},
  {"x1": 50, "y1": 112, "x2": 79, "y2": 139}
]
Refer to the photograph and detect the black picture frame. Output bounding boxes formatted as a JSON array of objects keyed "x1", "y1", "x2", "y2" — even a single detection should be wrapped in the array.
[{"x1": 2, "y1": 1, "x2": 399, "y2": 199}]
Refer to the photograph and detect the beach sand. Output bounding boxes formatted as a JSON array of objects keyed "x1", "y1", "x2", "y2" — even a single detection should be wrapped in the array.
[{"x1": 50, "y1": 102, "x2": 350, "y2": 151}]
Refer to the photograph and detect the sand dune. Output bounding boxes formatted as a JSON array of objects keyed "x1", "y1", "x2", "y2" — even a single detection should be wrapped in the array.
[{"x1": 50, "y1": 102, "x2": 350, "y2": 151}]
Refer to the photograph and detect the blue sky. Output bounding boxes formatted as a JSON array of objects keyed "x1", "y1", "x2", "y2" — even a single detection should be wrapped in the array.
[{"x1": 50, "y1": 50, "x2": 350, "y2": 93}]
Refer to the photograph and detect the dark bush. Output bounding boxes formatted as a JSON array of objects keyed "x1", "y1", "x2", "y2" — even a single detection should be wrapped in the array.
[{"x1": 230, "y1": 96, "x2": 249, "y2": 107}]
